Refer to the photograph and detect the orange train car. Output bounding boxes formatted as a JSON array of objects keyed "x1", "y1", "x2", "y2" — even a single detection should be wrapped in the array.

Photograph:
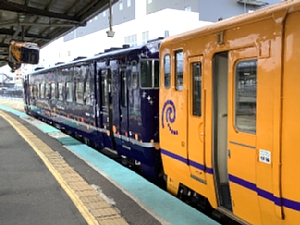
[{"x1": 159, "y1": 0, "x2": 300, "y2": 224}]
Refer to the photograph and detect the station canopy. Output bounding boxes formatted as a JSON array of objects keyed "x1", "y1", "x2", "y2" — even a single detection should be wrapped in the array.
[{"x1": 0, "y1": 0, "x2": 117, "y2": 67}]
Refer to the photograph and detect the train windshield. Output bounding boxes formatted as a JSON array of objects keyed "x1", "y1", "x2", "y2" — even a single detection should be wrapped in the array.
[{"x1": 140, "y1": 60, "x2": 159, "y2": 88}]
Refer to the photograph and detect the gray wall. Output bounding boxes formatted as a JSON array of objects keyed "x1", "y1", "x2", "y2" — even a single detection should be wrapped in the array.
[
  {"x1": 147, "y1": 0, "x2": 199, "y2": 14},
  {"x1": 199, "y1": 0, "x2": 283, "y2": 22},
  {"x1": 64, "y1": 0, "x2": 136, "y2": 41},
  {"x1": 64, "y1": 0, "x2": 284, "y2": 41}
]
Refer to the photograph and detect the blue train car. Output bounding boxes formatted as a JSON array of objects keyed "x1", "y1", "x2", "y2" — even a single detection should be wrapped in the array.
[{"x1": 24, "y1": 39, "x2": 162, "y2": 180}]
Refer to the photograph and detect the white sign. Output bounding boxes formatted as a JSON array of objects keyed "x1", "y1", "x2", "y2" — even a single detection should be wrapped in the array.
[{"x1": 259, "y1": 149, "x2": 271, "y2": 164}]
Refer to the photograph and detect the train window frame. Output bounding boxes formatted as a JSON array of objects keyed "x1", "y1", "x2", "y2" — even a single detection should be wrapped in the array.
[
  {"x1": 84, "y1": 64, "x2": 92, "y2": 105},
  {"x1": 164, "y1": 54, "x2": 171, "y2": 89},
  {"x1": 58, "y1": 83, "x2": 64, "y2": 101},
  {"x1": 55, "y1": 83, "x2": 59, "y2": 99},
  {"x1": 85, "y1": 81, "x2": 91, "y2": 105},
  {"x1": 50, "y1": 83, "x2": 56, "y2": 99},
  {"x1": 45, "y1": 83, "x2": 51, "y2": 99},
  {"x1": 76, "y1": 81, "x2": 84, "y2": 104},
  {"x1": 140, "y1": 59, "x2": 159, "y2": 89},
  {"x1": 234, "y1": 59, "x2": 257, "y2": 134},
  {"x1": 121, "y1": 70, "x2": 127, "y2": 107},
  {"x1": 191, "y1": 61, "x2": 202, "y2": 117},
  {"x1": 131, "y1": 60, "x2": 138, "y2": 89},
  {"x1": 100, "y1": 69, "x2": 108, "y2": 107},
  {"x1": 175, "y1": 50, "x2": 184, "y2": 91},
  {"x1": 140, "y1": 60, "x2": 152, "y2": 88},
  {"x1": 35, "y1": 84, "x2": 37, "y2": 98},
  {"x1": 40, "y1": 82, "x2": 46, "y2": 99},
  {"x1": 31, "y1": 85, "x2": 37, "y2": 99},
  {"x1": 30, "y1": 85, "x2": 33, "y2": 98},
  {"x1": 66, "y1": 82, "x2": 74, "y2": 102},
  {"x1": 38, "y1": 83, "x2": 41, "y2": 98}
]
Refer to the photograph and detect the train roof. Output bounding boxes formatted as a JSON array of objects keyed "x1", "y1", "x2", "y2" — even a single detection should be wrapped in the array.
[
  {"x1": 161, "y1": 0, "x2": 298, "y2": 45},
  {"x1": 28, "y1": 38, "x2": 162, "y2": 75}
]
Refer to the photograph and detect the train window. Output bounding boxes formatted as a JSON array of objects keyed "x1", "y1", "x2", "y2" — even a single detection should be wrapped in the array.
[
  {"x1": 121, "y1": 71, "x2": 127, "y2": 107},
  {"x1": 55, "y1": 83, "x2": 59, "y2": 99},
  {"x1": 235, "y1": 59, "x2": 257, "y2": 134},
  {"x1": 66, "y1": 82, "x2": 74, "y2": 102},
  {"x1": 31, "y1": 85, "x2": 37, "y2": 98},
  {"x1": 140, "y1": 60, "x2": 159, "y2": 88},
  {"x1": 58, "y1": 83, "x2": 64, "y2": 101},
  {"x1": 101, "y1": 70, "x2": 108, "y2": 107},
  {"x1": 40, "y1": 83, "x2": 45, "y2": 98},
  {"x1": 30, "y1": 85, "x2": 33, "y2": 98},
  {"x1": 85, "y1": 81, "x2": 91, "y2": 105},
  {"x1": 76, "y1": 82, "x2": 84, "y2": 104},
  {"x1": 45, "y1": 83, "x2": 51, "y2": 99},
  {"x1": 35, "y1": 85, "x2": 38, "y2": 98},
  {"x1": 29, "y1": 85, "x2": 33, "y2": 97},
  {"x1": 192, "y1": 62, "x2": 202, "y2": 116},
  {"x1": 37, "y1": 83, "x2": 41, "y2": 98},
  {"x1": 141, "y1": 60, "x2": 152, "y2": 88},
  {"x1": 164, "y1": 55, "x2": 171, "y2": 89},
  {"x1": 131, "y1": 61, "x2": 138, "y2": 88},
  {"x1": 51, "y1": 83, "x2": 56, "y2": 99},
  {"x1": 36, "y1": 84, "x2": 38, "y2": 98},
  {"x1": 175, "y1": 50, "x2": 183, "y2": 91}
]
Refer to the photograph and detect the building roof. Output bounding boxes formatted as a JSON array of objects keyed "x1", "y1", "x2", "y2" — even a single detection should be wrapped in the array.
[{"x1": 0, "y1": 0, "x2": 117, "y2": 67}]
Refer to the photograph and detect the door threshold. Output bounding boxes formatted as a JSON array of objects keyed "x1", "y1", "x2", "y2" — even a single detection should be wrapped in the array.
[{"x1": 216, "y1": 207, "x2": 249, "y2": 225}]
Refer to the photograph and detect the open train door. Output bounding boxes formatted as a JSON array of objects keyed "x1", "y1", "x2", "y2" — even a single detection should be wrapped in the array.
[{"x1": 213, "y1": 47, "x2": 261, "y2": 223}]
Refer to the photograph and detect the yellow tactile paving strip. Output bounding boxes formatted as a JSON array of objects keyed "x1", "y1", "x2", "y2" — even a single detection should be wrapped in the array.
[{"x1": 0, "y1": 110, "x2": 129, "y2": 225}]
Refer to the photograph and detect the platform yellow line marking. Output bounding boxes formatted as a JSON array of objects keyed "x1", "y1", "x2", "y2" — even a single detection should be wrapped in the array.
[
  {"x1": 0, "y1": 110, "x2": 128, "y2": 225},
  {"x1": 0, "y1": 110, "x2": 98, "y2": 225}
]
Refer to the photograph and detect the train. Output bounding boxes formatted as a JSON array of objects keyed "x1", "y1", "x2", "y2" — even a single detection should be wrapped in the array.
[
  {"x1": 23, "y1": 40, "x2": 162, "y2": 181},
  {"x1": 23, "y1": 1, "x2": 300, "y2": 224}
]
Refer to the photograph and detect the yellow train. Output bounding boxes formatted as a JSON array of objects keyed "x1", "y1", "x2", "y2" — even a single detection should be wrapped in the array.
[{"x1": 159, "y1": 0, "x2": 300, "y2": 224}]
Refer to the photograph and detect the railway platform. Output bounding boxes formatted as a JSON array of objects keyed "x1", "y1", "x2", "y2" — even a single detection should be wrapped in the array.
[{"x1": 0, "y1": 97, "x2": 220, "y2": 225}]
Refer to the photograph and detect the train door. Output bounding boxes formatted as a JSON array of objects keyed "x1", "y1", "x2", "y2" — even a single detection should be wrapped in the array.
[
  {"x1": 97, "y1": 67, "x2": 115, "y2": 149},
  {"x1": 213, "y1": 48, "x2": 260, "y2": 223},
  {"x1": 227, "y1": 47, "x2": 260, "y2": 223},
  {"x1": 106, "y1": 67, "x2": 116, "y2": 149},
  {"x1": 187, "y1": 56, "x2": 206, "y2": 183},
  {"x1": 94, "y1": 65, "x2": 104, "y2": 148},
  {"x1": 119, "y1": 67, "x2": 129, "y2": 146},
  {"x1": 212, "y1": 52, "x2": 231, "y2": 211}
]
